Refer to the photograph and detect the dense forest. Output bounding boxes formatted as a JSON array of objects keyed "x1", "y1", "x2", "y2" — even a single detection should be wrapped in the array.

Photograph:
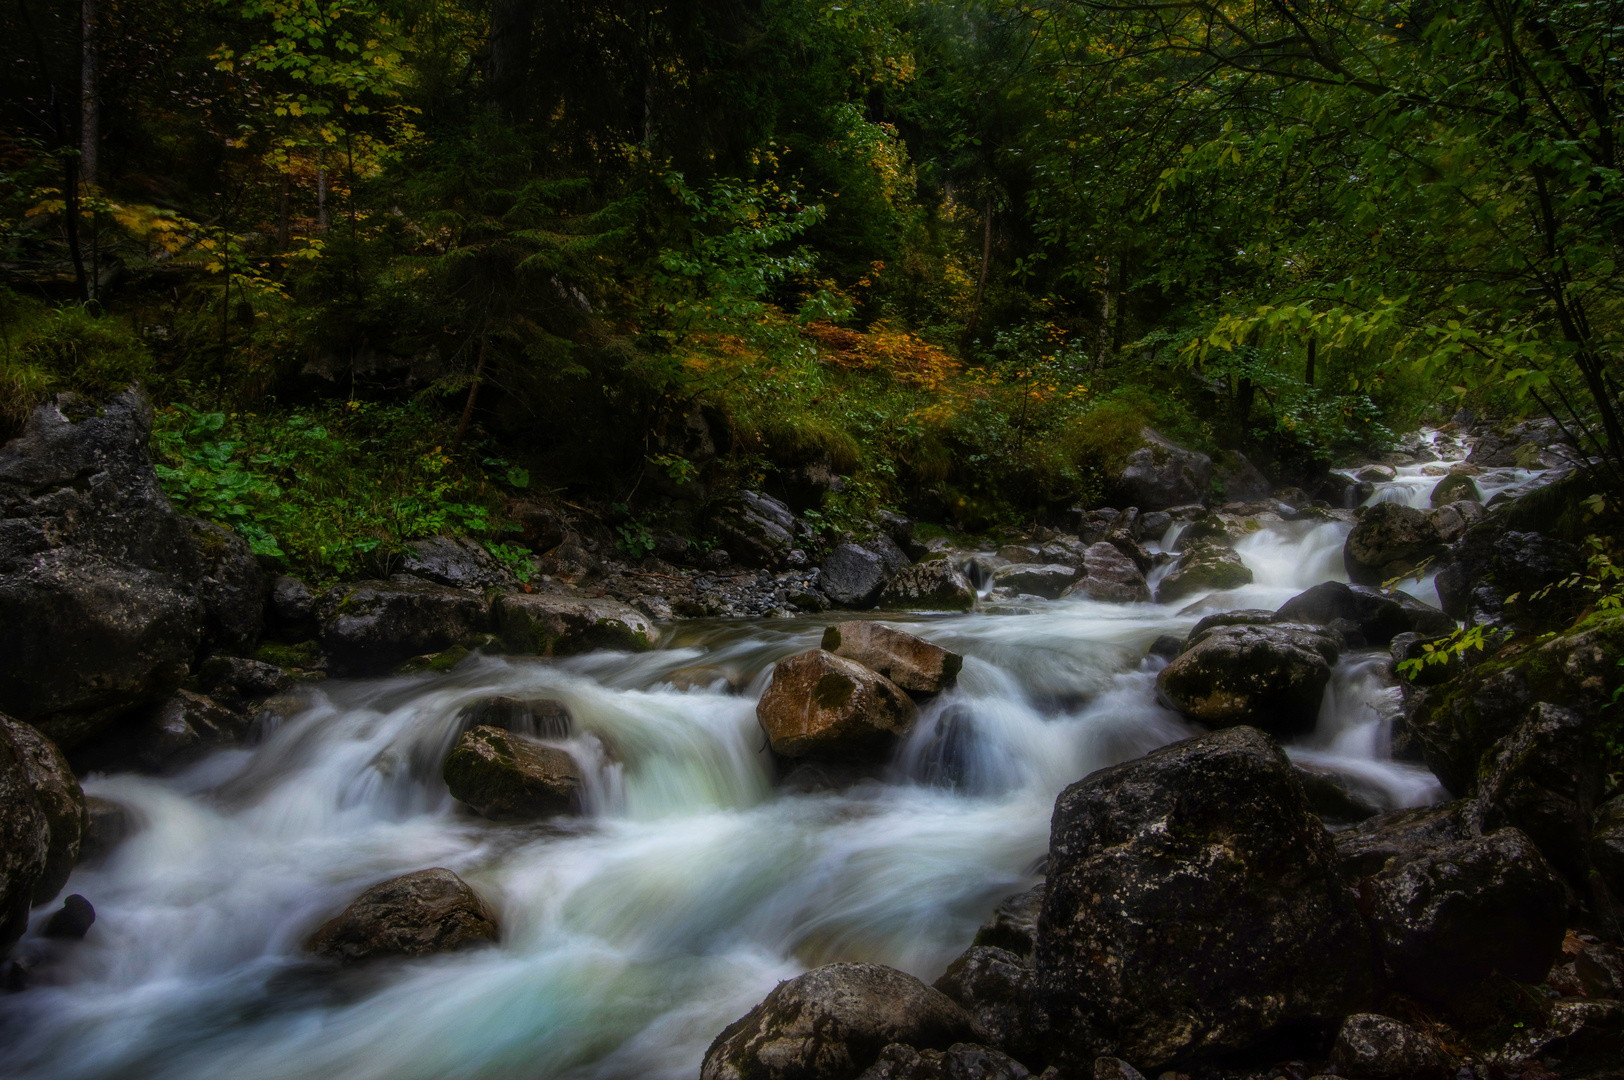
[{"x1": 6, "y1": 0, "x2": 1621, "y2": 573}]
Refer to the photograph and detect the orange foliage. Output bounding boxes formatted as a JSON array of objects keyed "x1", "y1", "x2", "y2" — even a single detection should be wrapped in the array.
[{"x1": 801, "y1": 321, "x2": 960, "y2": 390}]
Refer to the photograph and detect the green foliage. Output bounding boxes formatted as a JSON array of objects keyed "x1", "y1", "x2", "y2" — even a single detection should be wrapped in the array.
[{"x1": 0, "y1": 297, "x2": 153, "y2": 429}]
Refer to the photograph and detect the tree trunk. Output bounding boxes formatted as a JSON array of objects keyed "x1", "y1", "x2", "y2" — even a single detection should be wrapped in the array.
[
  {"x1": 1096, "y1": 255, "x2": 1114, "y2": 371},
  {"x1": 62, "y1": 155, "x2": 88, "y2": 303},
  {"x1": 486, "y1": 0, "x2": 536, "y2": 121},
  {"x1": 452, "y1": 331, "x2": 492, "y2": 451},
  {"x1": 278, "y1": 172, "x2": 291, "y2": 251},
  {"x1": 962, "y1": 199, "x2": 993, "y2": 353},
  {"x1": 80, "y1": 0, "x2": 98, "y2": 187},
  {"x1": 1304, "y1": 338, "x2": 1316, "y2": 387},
  {"x1": 317, "y1": 150, "x2": 328, "y2": 231}
]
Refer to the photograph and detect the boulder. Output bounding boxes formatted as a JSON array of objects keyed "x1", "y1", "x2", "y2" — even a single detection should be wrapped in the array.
[
  {"x1": 700, "y1": 962, "x2": 976, "y2": 1080},
  {"x1": 855, "y1": 1043, "x2": 1029, "y2": 1080},
  {"x1": 0, "y1": 722, "x2": 51, "y2": 952},
  {"x1": 455, "y1": 695, "x2": 572, "y2": 738},
  {"x1": 1273, "y1": 581, "x2": 1452, "y2": 646},
  {"x1": 1155, "y1": 624, "x2": 1341, "y2": 737},
  {"x1": 755, "y1": 651, "x2": 917, "y2": 760},
  {"x1": 307, "y1": 867, "x2": 499, "y2": 963},
  {"x1": 1033, "y1": 727, "x2": 1372, "y2": 1070},
  {"x1": 1343, "y1": 503, "x2": 1446, "y2": 586},
  {"x1": 195, "y1": 655, "x2": 294, "y2": 710},
  {"x1": 78, "y1": 795, "x2": 132, "y2": 865},
  {"x1": 1294, "y1": 766, "x2": 1385, "y2": 826},
  {"x1": 117, "y1": 688, "x2": 250, "y2": 770},
  {"x1": 823, "y1": 544, "x2": 891, "y2": 608},
  {"x1": 1113, "y1": 429, "x2": 1213, "y2": 510},
  {"x1": 1317, "y1": 473, "x2": 1375, "y2": 508},
  {"x1": 1329, "y1": 1014, "x2": 1453, "y2": 1080},
  {"x1": 1184, "y1": 609, "x2": 1277, "y2": 645},
  {"x1": 971, "y1": 883, "x2": 1045, "y2": 959},
  {"x1": 491, "y1": 591, "x2": 657, "y2": 657},
  {"x1": 1476, "y1": 703, "x2": 1604, "y2": 885},
  {"x1": 865, "y1": 533, "x2": 912, "y2": 578},
  {"x1": 442, "y1": 725, "x2": 582, "y2": 819},
  {"x1": 42, "y1": 893, "x2": 95, "y2": 940},
  {"x1": 318, "y1": 578, "x2": 491, "y2": 676},
  {"x1": 821, "y1": 623, "x2": 963, "y2": 696},
  {"x1": 1429, "y1": 472, "x2": 1481, "y2": 507},
  {"x1": 269, "y1": 574, "x2": 317, "y2": 640},
  {"x1": 1356, "y1": 464, "x2": 1397, "y2": 483},
  {"x1": 0, "y1": 389, "x2": 223, "y2": 750},
  {"x1": 1214, "y1": 450, "x2": 1271, "y2": 503},
  {"x1": 878, "y1": 561, "x2": 977, "y2": 612},
  {"x1": 187, "y1": 518, "x2": 266, "y2": 654},
  {"x1": 1594, "y1": 795, "x2": 1624, "y2": 907},
  {"x1": 400, "y1": 535, "x2": 513, "y2": 589},
  {"x1": 1335, "y1": 813, "x2": 1565, "y2": 999},
  {"x1": 992, "y1": 563, "x2": 1078, "y2": 600},
  {"x1": 1064, "y1": 544, "x2": 1150, "y2": 604},
  {"x1": 1154, "y1": 541, "x2": 1252, "y2": 603},
  {"x1": 713, "y1": 491, "x2": 801, "y2": 569},
  {"x1": 932, "y1": 947, "x2": 1035, "y2": 1059},
  {"x1": 1436, "y1": 528, "x2": 1583, "y2": 632},
  {"x1": 0, "y1": 715, "x2": 85, "y2": 906}
]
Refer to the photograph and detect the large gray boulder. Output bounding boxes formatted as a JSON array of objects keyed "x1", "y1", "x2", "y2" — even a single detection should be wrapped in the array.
[
  {"x1": 1330, "y1": 1014, "x2": 1454, "y2": 1080},
  {"x1": 1154, "y1": 541, "x2": 1252, "y2": 603},
  {"x1": 756, "y1": 651, "x2": 917, "y2": 760},
  {"x1": 1155, "y1": 624, "x2": 1341, "y2": 737},
  {"x1": 1064, "y1": 543, "x2": 1150, "y2": 604},
  {"x1": 1343, "y1": 503, "x2": 1446, "y2": 586},
  {"x1": 319, "y1": 578, "x2": 492, "y2": 676},
  {"x1": 187, "y1": 518, "x2": 266, "y2": 655},
  {"x1": 442, "y1": 726, "x2": 581, "y2": 819},
  {"x1": 701, "y1": 962, "x2": 976, "y2": 1080},
  {"x1": 822, "y1": 544, "x2": 890, "y2": 608},
  {"x1": 714, "y1": 491, "x2": 801, "y2": 569},
  {"x1": 1476, "y1": 703, "x2": 1604, "y2": 886},
  {"x1": 878, "y1": 561, "x2": 976, "y2": 612},
  {"x1": 307, "y1": 867, "x2": 499, "y2": 963},
  {"x1": 1032, "y1": 727, "x2": 1373, "y2": 1071},
  {"x1": 1113, "y1": 429, "x2": 1213, "y2": 510},
  {"x1": 1214, "y1": 450, "x2": 1271, "y2": 503},
  {"x1": 1273, "y1": 581, "x2": 1453, "y2": 646},
  {"x1": 492, "y1": 591, "x2": 657, "y2": 657},
  {"x1": 932, "y1": 946, "x2": 1035, "y2": 1060},
  {"x1": 992, "y1": 563, "x2": 1078, "y2": 600},
  {"x1": 401, "y1": 535, "x2": 514, "y2": 589},
  {"x1": 0, "y1": 721, "x2": 51, "y2": 953},
  {"x1": 0, "y1": 715, "x2": 85, "y2": 909}
]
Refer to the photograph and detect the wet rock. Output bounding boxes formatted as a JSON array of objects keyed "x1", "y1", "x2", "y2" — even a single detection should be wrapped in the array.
[
  {"x1": 1476, "y1": 703, "x2": 1604, "y2": 886},
  {"x1": 1342, "y1": 820, "x2": 1565, "y2": 999},
  {"x1": 1155, "y1": 624, "x2": 1341, "y2": 737},
  {"x1": 400, "y1": 535, "x2": 513, "y2": 590},
  {"x1": 1077, "y1": 509, "x2": 1122, "y2": 545},
  {"x1": 1429, "y1": 472, "x2": 1481, "y2": 508},
  {"x1": 713, "y1": 491, "x2": 801, "y2": 569},
  {"x1": 997, "y1": 545, "x2": 1041, "y2": 563},
  {"x1": 1214, "y1": 450, "x2": 1271, "y2": 503},
  {"x1": 1090, "y1": 1060, "x2": 1144, "y2": 1080},
  {"x1": 823, "y1": 544, "x2": 891, "y2": 608},
  {"x1": 492, "y1": 591, "x2": 657, "y2": 657},
  {"x1": 120, "y1": 689, "x2": 249, "y2": 770},
  {"x1": 821, "y1": 623, "x2": 963, "y2": 696},
  {"x1": 187, "y1": 518, "x2": 266, "y2": 654},
  {"x1": 0, "y1": 715, "x2": 85, "y2": 906},
  {"x1": 993, "y1": 564, "x2": 1078, "y2": 600},
  {"x1": 701, "y1": 962, "x2": 976, "y2": 1080},
  {"x1": 878, "y1": 512, "x2": 914, "y2": 551},
  {"x1": 1154, "y1": 541, "x2": 1253, "y2": 603},
  {"x1": 1273, "y1": 581, "x2": 1452, "y2": 646},
  {"x1": 456, "y1": 695, "x2": 572, "y2": 738},
  {"x1": 1343, "y1": 503, "x2": 1446, "y2": 586},
  {"x1": 1033, "y1": 727, "x2": 1372, "y2": 1071},
  {"x1": 1184, "y1": 609, "x2": 1277, "y2": 646},
  {"x1": 1594, "y1": 795, "x2": 1624, "y2": 907},
  {"x1": 1139, "y1": 512, "x2": 1172, "y2": 540},
  {"x1": 878, "y1": 562, "x2": 977, "y2": 612},
  {"x1": 1329, "y1": 1014, "x2": 1453, "y2": 1080},
  {"x1": 269, "y1": 574, "x2": 317, "y2": 640},
  {"x1": 307, "y1": 867, "x2": 499, "y2": 963},
  {"x1": 1317, "y1": 473, "x2": 1375, "y2": 508},
  {"x1": 1112, "y1": 429, "x2": 1214, "y2": 510},
  {"x1": 442, "y1": 725, "x2": 581, "y2": 819},
  {"x1": 317, "y1": 579, "x2": 491, "y2": 676},
  {"x1": 0, "y1": 720, "x2": 50, "y2": 952},
  {"x1": 1064, "y1": 544, "x2": 1150, "y2": 604},
  {"x1": 1357, "y1": 464, "x2": 1398, "y2": 483},
  {"x1": 42, "y1": 894, "x2": 95, "y2": 940},
  {"x1": 78, "y1": 796, "x2": 132, "y2": 865},
  {"x1": 865, "y1": 533, "x2": 912, "y2": 578},
  {"x1": 856, "y1": 1043, "x2": 1029, "y2": 1080},
  {"x1": 756, "y1": 651, "x2": 917, "y2": 760},
  {"x1": 932, "y1": 947, "x2": 1035, "y2": 1059},
  {"x1": 1147, "y1": 635, "x2": 1183, "y2": 660},
  {"x1": 1499, "y1": 999, "x2": 1624, "y2": 1078},
  {"x1": 1294, "y1": 766, "x2": 1384, "y2": 826},
  {"x1": 971, "y1": 883, "x2": 1045, "y2": 960},
  {"x1": 196, "y1": 655, "x2": 294, "y2": 710}
]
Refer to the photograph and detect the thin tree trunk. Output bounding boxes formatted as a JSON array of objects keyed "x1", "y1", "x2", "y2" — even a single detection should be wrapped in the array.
[
  {"x1": 80, "y1": 0, "x2": 98, "y2": 187},
  {"x1": 486, "y1": 0, "x2": 536, "y2": 121},
  {"x1": 962, "y1": 199, "x2": 993, "y2": 352},
  {"x1": 1096, "y1": 255, "x2": 1114, "y2": 370},
  {"x1": 317, "y1": 150, "x2": 329, "y2": 231},
  {"x1": 452, "y1": 330, "x2": 491, "y2": 451},
  {"x1": 1305, "y1": 338, "x2": 1316, "y2": 387},
  {"x1": 278, "y1": 172, "x2": 291, "y2": 251}
]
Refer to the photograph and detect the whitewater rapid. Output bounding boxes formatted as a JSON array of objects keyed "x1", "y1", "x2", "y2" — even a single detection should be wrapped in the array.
[{"x1": 1, "y1": 456, "x2": 1487, "y2": 1080}]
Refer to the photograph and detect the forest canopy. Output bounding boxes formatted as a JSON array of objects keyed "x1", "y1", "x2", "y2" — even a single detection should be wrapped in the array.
[{"x1": 3, "y1": 0, "x2": 1621, "y2": 569}]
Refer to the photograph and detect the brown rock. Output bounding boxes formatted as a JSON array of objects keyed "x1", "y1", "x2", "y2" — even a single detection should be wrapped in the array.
[
  {"x1": 756, "y1": 651, "x2": 917, "y2": 760},
  {"x1": 442, "y1": 726, "x2": 582, "y2": 820},
  {"x1": 308, "y1": 867, "x2": 498, "y2": 962},
  {"x1": 821, "y1": 623, "x2": 963, "y2": 695}
]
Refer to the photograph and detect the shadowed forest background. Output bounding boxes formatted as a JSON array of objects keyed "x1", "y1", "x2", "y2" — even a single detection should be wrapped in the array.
[{"x1": 4, "y1": 0, "x2": 1623, "y2": 578}]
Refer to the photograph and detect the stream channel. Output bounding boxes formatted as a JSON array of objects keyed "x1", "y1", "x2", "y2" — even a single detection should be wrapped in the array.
[{"x1": 0, "y1": 434, "x2": 1555, "y2": 1080}]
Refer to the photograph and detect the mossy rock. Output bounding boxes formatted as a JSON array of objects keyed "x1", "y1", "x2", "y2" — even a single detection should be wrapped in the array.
[
  {"x1": 442, "y1": 725, "x2": 582, "y2": 820},
  {"x1": 254, "y1": 640, "x2": 323, "y2": 670},
  {"x1": 1156, "y1": 541, "x2": 1254, "y2": 603}
]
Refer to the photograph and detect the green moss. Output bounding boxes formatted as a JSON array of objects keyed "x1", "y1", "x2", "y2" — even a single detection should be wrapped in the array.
[
  {"x1": 814, "y1": 672, "x2": 855, "y2": 710},
  {"x1": 397, "y1": 644, "x2": 472, "y2": 675},
  {"x1": 820, "y1": 627, "x2": 844, "y2": 651},
  {"x1": 254, "y1": 641, "x2": 322, "y2": 669}
]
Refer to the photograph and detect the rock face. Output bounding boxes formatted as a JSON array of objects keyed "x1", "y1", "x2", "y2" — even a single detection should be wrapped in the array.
[
  {"x1": 1154, "y1": 541, "x2": 1252, "y2": 603},
  {"x1": 1343, "y1": 503, "x2": 1445, "y2": 586},
  {"x1": 701, "y1": 962, "x2": 976, "y2": 1080},
  {"x1": 1064, "y1": 543, "x2": 1150, "y2": 604},
  {"x1": 1475, "y1": 703, "x2": 1603, "y2": 885},
  {"x1": 442, "y1": 725, "x2": 582, "y2": 819},
  {"x1": 1214, "y1": 450, "x2": 1271, "y2": 503},
  {"x1": 307, "y1": 867, "x2": 499, "y2": 963},
  {"x1": 1435, "y1": 527, "x2": 1583, "y2": 633},
  {"x1": 318, "y1": 578, "x2": 491, "y2": 676},
  {"x1": 821, "y1": 623, "x2": 962, "y2": 696},
  {"x1": 401, "y1": 535, "x2": 513, "y2": 589},
  {"x1": 878, "y1": 561, "x2": 976, "y2": 612},
  {"x1": 1033, "y1": 727, "x2": 1373, "y2": 1070},
  {"x1": 1330, "y1": 1014, "x2": 1454, "y2": 1080},
  {"x1": 1113, "y1": 429, "x2": 1214, "y2": 510},
  {"x1": 756, "y1": 651, "x2": 917, "y2": 760},
  {"x1": 822, "y1": 544, "x2": 891, "y2": 608},
  {"x1": 1155, "y1": 624, "x2": 1340, "y2": 737},
  {"x1": 0, "y1": 715, "x2": 86, "y2": 906},
  {"x1": 714, "y1": 491, "x2": 801, "y2": 569},
  {"x1": 992, "y1": 563, "x2": 1078, "y2": 600},
  {"x1": 491, "y1": 591, "x2": 657, "y2": 658},
  {"x1": 0, "y1": 722, "x2": 51, "y2": 953},
  {"x1": 1334, "y1": 809, "x2": 1566, "y2": 999},
  {"x1": 855, "y1": 1043, "x2": 1029, "y2": 1080}
]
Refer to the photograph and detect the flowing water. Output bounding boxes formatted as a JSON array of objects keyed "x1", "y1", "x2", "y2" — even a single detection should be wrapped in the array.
[{"x1": 4, "y1": 442, "x2": 1535, "y2": 1080}]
